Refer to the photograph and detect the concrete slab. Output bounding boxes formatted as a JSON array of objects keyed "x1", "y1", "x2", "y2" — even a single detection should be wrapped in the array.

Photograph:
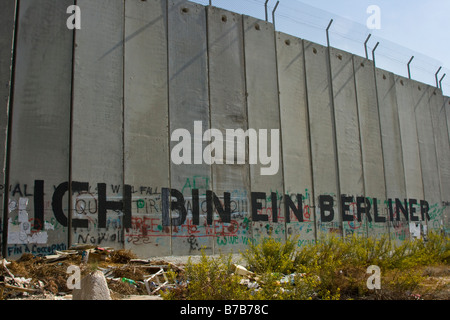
[
  {"x1": 243, "y1": 16, "x2": 284, "y2": 244},
  {"x1": 207, "y1": 7, "x2": 250, "y2": 253},
  {"x1": 6, "y1": 0, "x2": 73, "y2": 258},
  {"x1": 353, "y1": 56, "x2": 388, "y2": 238},
  {"x1": 375, "y1": 69, "x2": 409, "y2": 242},
  {"x1": 330, "y1": 48, "x2": 365, "y2": 238},
  {"x1": 446, "y1": 97, "x2": 450, "y2": 145},
  {"x1": 276, "y1": 32, "x2": 315, "y2": 247},
  {"x1": 0, "y1": 0, "x2": 16, "y2": 256},
  {"x1": 168, "y1": 0, "x2": 212, "y2": 255},
  {"x1": 71, "y1": 0, "x2": 125, "y2": 249},
  {"x1": 123, "y1": 0, "x2": 171, "y2": 257},
  {"x1": 395, "y1": 76, "x2": 424, "y2": 201},
  {"x1": 425, "y1": 87, "x2": 449, "y2": 233},
  {"x1": 413, "y1": 83, "x2": 440, "y2": 238},
  {"x1": 395, "y1": 76, "x2": 425, "y2": 240},
  {"x1": 441, "y1": 96, "x2": 450, "y2": 234},
  {"x1": 303, "y1": 41, "x2": 340, "y2": 237},
  {"x1": 72, "y1": 270, "x2": 112, "y2": 300}
]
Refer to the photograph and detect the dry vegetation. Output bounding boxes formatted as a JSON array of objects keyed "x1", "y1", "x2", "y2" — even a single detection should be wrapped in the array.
[{"x1": 1, "y1": 233, "x2": 449, "y2": 300}]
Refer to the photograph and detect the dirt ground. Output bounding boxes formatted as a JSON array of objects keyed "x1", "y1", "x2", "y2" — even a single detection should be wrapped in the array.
[{"x1": 1, "y1": 249, "x2": 449, "y2": 300}]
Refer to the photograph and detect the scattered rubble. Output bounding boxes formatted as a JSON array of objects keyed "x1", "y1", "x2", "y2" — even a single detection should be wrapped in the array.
[
  {"x1": 72, "y1": 270, "x2": 112, "y2": 300},
  {"x1": 0, "y1": 246, "x2": 178, "y2": 300},
  {"x1": 2, "y1": 248, "x2": 449, "y2": 300}
]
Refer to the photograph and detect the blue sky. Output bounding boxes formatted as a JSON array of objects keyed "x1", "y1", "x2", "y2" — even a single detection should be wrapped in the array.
[
  {"x1": 195, "y1": 0, "x2": 450, "y2": 93},
  {"x1": 299, "y1": 0, "x2": 450, "y2": 70}
]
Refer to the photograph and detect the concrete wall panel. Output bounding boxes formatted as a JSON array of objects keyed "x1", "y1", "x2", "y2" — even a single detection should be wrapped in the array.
[
  {"x1": 71, "y1": 0, "x2": 125, "y2": 249},
  {"x1": 414, "y1": 84, "x2": 440, "y2": 238},
  {"x1": 207, "y1": 7, "x2": 250, "y2": 253},
  {"x1": 7, "y1": 0, "x2": 73, "y2": 258},
  {"x1": 304, "y1": 41, "x2": 340, "y2": 237},
  {"x1": 353, "y1": 56, "x2": 388, "y2": 238},
  {"x1": 446, "y1": 97, "x2": 450, "y2": 145},
  {"x1": 168, "y1": 0, "x2": 212, "y2": 255},
  {"x1": 427, "y1": 88, "x2": 449, "y2": 233},
  {"x1": 395, "y1": 77, "x2": 424, "y2": 201},
  {"x1": 396, "y1": 76, "x2": 425, "y2": 240},
  {"x1": 445, "y1": 96, "x2": 450, "y2": 233},
  {"x1": 410, "y1": 82, "x2": 442, "y2": 237},
  {"x1": 0, "y1": 0, "x2": 16, "y2": 256},
  {"x1": 330, "y1": 48, "x2": 365, "y2": 238},
  {"x1": 123, "y1": 0, "x2": 170, "y2": 257},
  {"x1": 375, "y1": 70, "x2": 409, "y2": 242},
  {"x1": 243, "y1": 16, "x2": 284, "y2": 244},
  {"x1": 276, "y1": 33, "x2": 315, "y2": 246}
]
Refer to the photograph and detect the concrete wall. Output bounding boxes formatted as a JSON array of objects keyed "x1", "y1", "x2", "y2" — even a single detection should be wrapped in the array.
[
  {"x1": 2, "y1": 0, "x2": 449, "y2": 259},
  {"x1": 0, "y1": 0, "x2": 17, "y2": 255}
]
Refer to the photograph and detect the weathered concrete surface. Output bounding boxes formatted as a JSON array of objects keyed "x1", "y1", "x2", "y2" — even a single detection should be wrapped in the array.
[
  {"x1": 330, "y1": 48, "x2": 365, "y2": 238},
  {"x1": 425, "y1": 87, "x2": 450, "y2": 231},
  {"x1": 375, "y1": 70, "x2": 409, "y2": 242},
  {"x1": 353, "y1": 56, "x2": 388, "y2": 238},
  {"x1": 207, "y1": 7, "x2": 250, "y2": 253},
  {"x1": 304, "y1": 41, "x2": 340, "y2": 237},
  {"x1": 71, "y1": 0, "x2": 125, "y2": 249},
  {"x1": 446, "y1": 97, "x2": 450, "y2": 146},
  {"x1": 72, "y1": 270, "x2": 112, "y2": 300},
  {"x1": 243, "y1": 16, "x2": 284, "y2": 244},
  {"x1": 1, "y1": 0, "x2": 449, "y2": 259},
  {"x1": 414, "y1": 84, "x2": 441, "y2": 237},
  {"x1": 395, "y1": 76, "x2": 424, "y2": 240},
  {"x1": 433, "y1": 94, "x2": 450, "y2": 233},
  {"x1": 7, "y1": 0, "x2": 73, "y2": 258},
  {"x1": 276, "y1": 33, "x2": 315, "y2": 246},
  {"x1": 123, "y1": 0, "x2": 170, "y2": 257},
  {"x1": 0, "y1": 0, "x2": 16, "y2": 256},
  {"x1": 168, "y1": 0, "x2": 212, "y2": 255},
  {"x1": 445, "y1": 96, "x2": 450, "y2": 233},
  {"x1": 395, "y1": 77, "x2": 424, "y2": 202}
]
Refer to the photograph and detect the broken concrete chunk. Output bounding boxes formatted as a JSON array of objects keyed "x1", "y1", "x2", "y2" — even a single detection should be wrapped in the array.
[
  {"x1": 233, "y1": 264, "x2": 255, "y2": 277},
  {"x1": 72, "y1": 270, "x2": 112, "y2": 300}
]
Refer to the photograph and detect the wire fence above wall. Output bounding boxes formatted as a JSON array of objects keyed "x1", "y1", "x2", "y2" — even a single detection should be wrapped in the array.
[{"x1": 192, "y1": 0, "x2": 450, "y2": 96}]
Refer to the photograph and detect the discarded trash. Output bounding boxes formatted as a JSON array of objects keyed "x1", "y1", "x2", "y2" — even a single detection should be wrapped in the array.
[
  {"x1": 121, "y1": 278, "x2": 137, "y2": 286},
  {"x1": 0, "y1": 248, "x2": 178, "y2": 300},
  {"x1": 234, "y1": 264, "x2": 254, "y2": 277},
  {"x1": 239, "y1": 278, "x2": 260, "y2": 290},
  {"x1": 144, "y1": 268, "x2": 169, "y2": 295},
  {"x1": 280, "y1": 273, "x2": 306, "y2": 285}
]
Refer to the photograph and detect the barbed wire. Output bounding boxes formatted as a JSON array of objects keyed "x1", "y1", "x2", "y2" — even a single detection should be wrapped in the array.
[{"x1": 190, "y1": 0, "x2": 449, "y2": 95}]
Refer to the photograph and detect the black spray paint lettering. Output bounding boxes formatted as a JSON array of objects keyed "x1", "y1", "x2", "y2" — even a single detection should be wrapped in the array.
[
  {"x1": 16, "y1": 181, "x2": 431, "y2": 229},
  {"x1": 32, "y1": 180, "x2": 132, "y2": 230}
]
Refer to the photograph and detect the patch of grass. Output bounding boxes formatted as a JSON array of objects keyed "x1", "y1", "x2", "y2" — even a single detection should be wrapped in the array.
[
  {"x1": 161, "y1": 232, "x2": 449, "y2": 300},
  {"x1": 162, "y1": 250, "x2": 248, "y2": 300}
]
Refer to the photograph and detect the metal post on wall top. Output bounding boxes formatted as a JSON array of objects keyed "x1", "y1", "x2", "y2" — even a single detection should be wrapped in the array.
[
  {"x1": 265, "y1": 0, "x2": 270, "y2": 22},
  {"x1": 326, "y1": 19, "x2": 333, "y2": 47},
  {"x1": 364, "y1": 34, "x2": 372, "y2": 60},
  {"x1": 407, "y1": 56, "x2": 414, "y2": 79},
  {"x1": 372, "y1": 41, "x2": 380, "y2": 66},
  {"x1": 440, "y1": 74, "x2": 446, "y2": 90},
  {"x1": 272, "y1": 1, "x2": 280, "y2": 27},
  {"x1": 435, "y1": 66, "x2": 442, "y2": 88}
]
